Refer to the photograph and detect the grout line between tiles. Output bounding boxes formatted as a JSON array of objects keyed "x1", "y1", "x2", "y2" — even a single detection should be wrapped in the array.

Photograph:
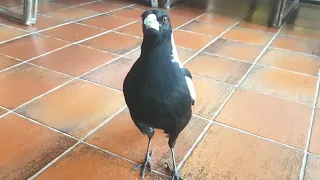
[
  {"x1": 299, "y1": 71, "x2": 320, "y2": 180},
  {"x1": 191, "y1": 114, "x2": 304, "y2": 152},
  {"x1": 178, "y1": 8, "x2": 286, "y2": 170},
  {"x1": 201, "y1": 51, "x2": 320, "y2": 78},
  {"x1": 28, "y1": 142, "x2": 80, "y2": 180}
]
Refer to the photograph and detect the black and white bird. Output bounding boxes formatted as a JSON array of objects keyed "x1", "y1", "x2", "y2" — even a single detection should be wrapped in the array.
[{"x1": 123, "y1": 9, "x2": 196, "y2": 180}]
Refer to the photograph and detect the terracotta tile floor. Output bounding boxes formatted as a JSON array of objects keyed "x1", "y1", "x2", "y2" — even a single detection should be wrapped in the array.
[{"x1": 1, "y1": 0, "x2": 320, "y2": 180}]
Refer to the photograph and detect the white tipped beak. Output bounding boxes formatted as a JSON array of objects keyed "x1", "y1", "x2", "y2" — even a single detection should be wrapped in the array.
[{"x1": 144, "y1": 14, "x2": 161, "y2": 31}]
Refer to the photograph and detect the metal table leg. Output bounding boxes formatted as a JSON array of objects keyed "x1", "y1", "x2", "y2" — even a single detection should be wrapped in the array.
[
  {"x1": 0, "y1": 0, "x2": 38, "y2": 26},
  {"x1": 268, "y1": 0, "x2": 300, "y2": 27}
]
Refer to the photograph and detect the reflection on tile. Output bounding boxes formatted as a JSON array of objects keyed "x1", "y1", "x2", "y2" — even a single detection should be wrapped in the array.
[
  {"x1": 82, "y1": 32, "x2": 141, "y2": 55},
  {"x1": 304, "y1": 153, "x2": 320, "y2": 180},
  {"x1": 216, "y1": 88, "x2": 312, "y2": 149},
  {"x1": 241, "y1": 65, "x2": 318, "y2": 105},
  {"x1": 280, "y1": 25, "x2": 320, "y2": 41},
  {"x1": 83, "y1": 58, "x2": 135, "y2": 91},
  {"x1": 80, "y1": 14, "x2": 134, "y2": 30},
  {"x1": 223, "y1": 27, "x2": 273, "y2": 45},
  {"x1": 259, "y1": 48, "x2": 320, "y2": 76},
  {"x1": 0, "y1": 25, "x2": 27, "y2": 43},
  {"x1": 35, "y1": 143, "x2": 167, "y2": 180},
  {"x1": 0, "y1": 35, "x2": 69, "y2": 61},
  {"x1": 271, "y1": 35, "x2": 320, "y2": 57},
  {"x1": 85, "y1": 109, "x2": 209, "y2": 174},
  {"x1": 173, "y1": 30, "x2": 213, "y2": 50},
  {"x1": 0, "y1": 113, "x2": 77, "y2": 180},
  {"x1": 204, "y1": 38, "x2": 263, "y2": 63},
  {"x1": 16, "y1": 80, "x2": 126, "y2": 138},
  {"x1": 180, "y1": 20, "x2": 227, "y2": 36},
  {"x1": 180, "y1": 123, "x2": 303, "y2": 180},
  {"x1": 41, "y1": 23, "x2": 105, "y2": 42},
  {"x1": 309, "y1": 109, "x2": 320, "y2": 155},
  {"x1": 111, "y1": 7, "x2": 144, "y2": 21},
  {"x1": 191, "y1": 76, "x2": 234, "y2": 119},
  {"x1": 198, "y1": 13, "x2": 238, "y2": 26},
  {"x1": 0, "y1": 64, "x2": 70, "y2": 109},
  {"x1": 185, "y1": 53, "x2": 251, "y2": 85},
  {"x1": 0, "y1": 54, "x2": 20, "y2": 70},
  {"x1": 31, "y1": 45, "x2": 118, "y2": 76},
  {"x1": 79, "y1": 1, "x2": 122, "y2": 13},
  {"x1": 46, "y1": 7, "x2": 97, "y2": 21},
  {"x1": 116, "y1": 22, "x2": 143, "y2": 38}
]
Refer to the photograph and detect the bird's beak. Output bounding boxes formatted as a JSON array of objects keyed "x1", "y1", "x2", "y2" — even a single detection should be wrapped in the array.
[{"x1": 144, "y1": 14, "x2": 161, "y2": 31}]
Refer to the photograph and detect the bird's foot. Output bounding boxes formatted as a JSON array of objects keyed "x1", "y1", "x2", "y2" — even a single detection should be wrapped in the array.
[
  {"x1": 164, "y1": 163, "x2": 183, "y2": 180},
  {"x1": 134, "y1": 149, "x2": 155, "y2": 179}
]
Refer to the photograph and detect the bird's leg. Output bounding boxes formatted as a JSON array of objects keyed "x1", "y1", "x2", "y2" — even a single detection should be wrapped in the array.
[
  {"x1": 170, "y1": 148, "x2": 182, "y2": 180},
  {"x1": 134, "y1": 137, "x2": 155, "y2": 179}
]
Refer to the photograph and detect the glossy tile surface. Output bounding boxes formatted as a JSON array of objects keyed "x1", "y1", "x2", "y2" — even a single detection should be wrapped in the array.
[
  {"x1": 16, "y1": 80, "x2": 126, "y2": 138},
  {"x1": 31, "y1": 45, "x2": 117, "y2": 76},
  {"x1": 185, "y1": 53, "x2": 251, "y2": 85},
  {"x1": 180, "y1": 123, "x2": 304, "y2": 180},
  {"x1": 0, "y1": 64, "x2": 70, "y2": 109},
  {"x1": 1, "y1": 1, "x2": 320, "y2": 179},
  {"x1": 0, "y1": 113, "x2": 77, "y2": 180},
  {"x1": 86, "y1": 109, "x2": 208, "y2": 174}
]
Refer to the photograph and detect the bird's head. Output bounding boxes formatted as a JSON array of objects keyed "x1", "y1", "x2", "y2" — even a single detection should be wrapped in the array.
[{"x1": 141, "y1": 9, "x2": 172, "y2": 42}]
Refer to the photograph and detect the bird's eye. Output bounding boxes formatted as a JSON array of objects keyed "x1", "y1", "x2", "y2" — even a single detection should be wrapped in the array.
[{"x1": 162, "y1": 16, "x2": 168, "y2": 23}]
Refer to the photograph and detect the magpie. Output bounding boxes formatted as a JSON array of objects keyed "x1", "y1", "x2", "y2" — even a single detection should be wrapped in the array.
[{"x1": 123, "y1": 9, "x2": 196, "y2": 180}]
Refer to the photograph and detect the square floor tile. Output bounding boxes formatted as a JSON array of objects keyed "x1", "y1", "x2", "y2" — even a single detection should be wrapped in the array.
[
  {"x1": 241, "y1": 65, "x2": 318, "y2": 105},
  {"x1": 180, "y1": 20, "x2": 227, "y2": 36},
  {"x1": 176, "y1": 47, "x2": 197, "y2": 63},
  {"x1": 0, "y1": 34, "x2": 69, "y2": 61},
  {"x1": 46, "y1": 7, "x2": 98, "y2": 21},
  {"x1": 124, "y1": 48, "x2": 141, "y2": 60},
  {"x1": 116, "y1": 21, "x2": 143, "y2": 38},
  {"x1": 85, "y1": 109, "x2": 209, "y2": 174},
  {"x1": 31, "y1": 45, "x2": 118, "y2": 76},
  {"x1": 0, "y1": 113, "x2": 77, "y2": 180},
  {"x1": 180, "y1": 123, "x2": 304, "y2": 180},
  {"x1": 16, "y1": 80, "x2": 126, "y2": 138},
  {"x1": 37, "y1": 2, "x2": 67, "y2": 14},
  {"x1": 258, "y1": 48, "x2": 320, "y2": 76},
  {"x1": 82, "y1": 57, "x2": 135, "y2": 90},
  {"x1": 0, "y1": 64, "x2": 70, "y2": 109},
  {"x1": 35, "y1": 143, "x2": 167, "y2": 180},
  {"x1": 280, "y1": 25, "x2": 320, "y2": 42},
  {"x1": 309, "y1": 109, "x2": 320, "y2": 155},
  {"x1": 223, "y1": 27, "x2": 273, "y2": 45},
  {"x1": 0, "y1": 107, "x2": 7, "y2": 116},
  {"x1": 198, "y1": 13, "x2": 238, "y2": 26},
  {"x1": 78, "y1": 1, "x2": 123, "y2": 13},
  {"x1": 271, "y1": 35, "x2": 320, "y2": 57},
  {"x1": 304, "y1": 154, "x2": 320, "y2": 180},
  {"x1": 80, "y1": 14, "x2": 134, "y2": 30},
  {"x1": 191, "y1": 76, "x2": 234, "y2": 119},
  {"x1": 185, "y1": 53, "x2": 251, "y2": 85},
  {"x1": 81, "y1": 32, "x2": 142, "y2": 55},
  {"x1": 0, "y1": 54, "x2": 20, "y2": 70},
  {"x1": 0, "y1": 25, "x2": 27, "y2": 43},
  {"x1": 0, "y1": 15, "x2": 66, "y2": 32},
  {"x1": 216, "y1": 88, "x2": 312, "y2": 149},
  {"x1": 110, "y1": 7, "x2": 144, "y2": 21},
  {"x1": 173, "y1": 30, "x2": 214, "y2": 50},
  {"x1": 203, "y1": 38, "x2": 263, "y2": 63},
  {"x1": 41, "y1": 23, "x2": 105, "y2": 42}
]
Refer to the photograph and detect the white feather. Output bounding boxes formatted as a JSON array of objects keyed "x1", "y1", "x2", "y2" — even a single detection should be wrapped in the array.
[{"x1": 170, "y1": 33, "x2": 196, "y2": 101}]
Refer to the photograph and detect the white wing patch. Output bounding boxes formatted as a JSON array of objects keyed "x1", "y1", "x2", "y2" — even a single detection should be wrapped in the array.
[
  {"x1": 185, "y1": 76, "x2": 196, "y2": 101},
  {"x1": 171, "y1": 32, "x2": 196, "y2": 101}
]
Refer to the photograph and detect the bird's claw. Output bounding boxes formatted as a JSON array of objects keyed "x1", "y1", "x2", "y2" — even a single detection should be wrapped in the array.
[
  {"x1": 133, "y1": 149, "x2": 156, "y2": 179},
  {"x1": 164, "y1": 163, "x2": 183, "y2": 180}
]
